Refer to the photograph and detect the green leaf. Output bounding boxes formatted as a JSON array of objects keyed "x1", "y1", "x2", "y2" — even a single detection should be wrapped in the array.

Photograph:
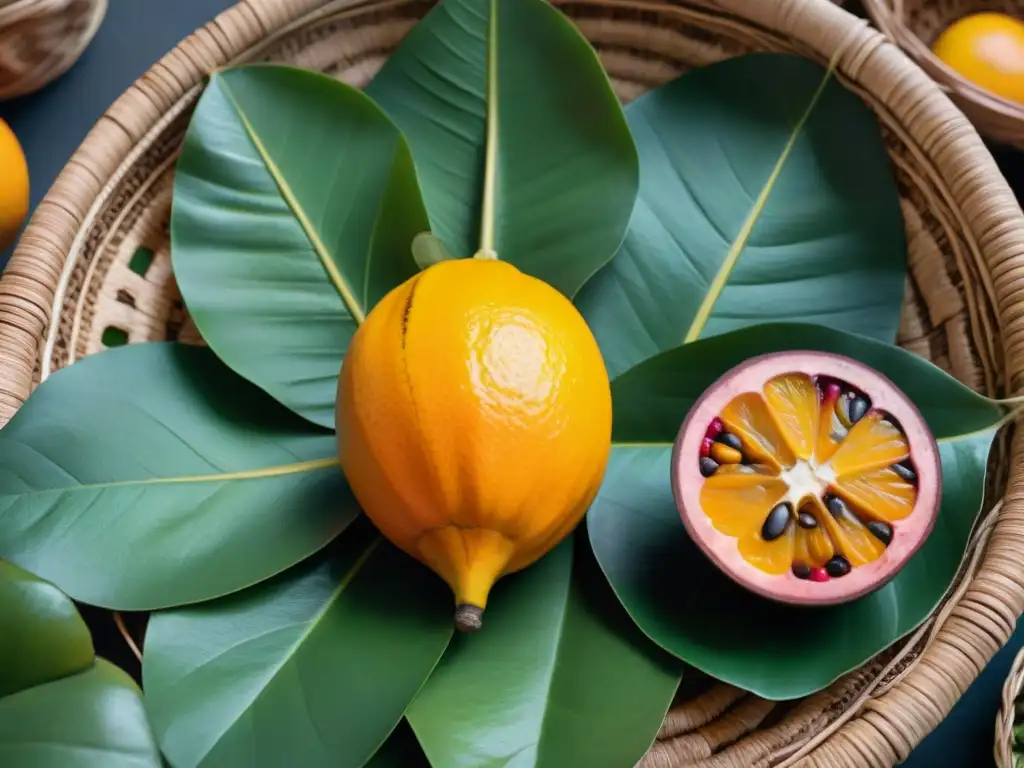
[
  {"x1": 172, "y1": 64, "x2": 429, "y2": 428},
  {"x1": 589, "y1": 323, "x2": 1009, "y2": 699},
  {"x1": 366, "y1": 0, "x2": 638, "y2": 297},
  {"x1": 0, "y1": 559, "x2": 94, "y2": 698},
  {"x1": 0, "y1": 659, "x2": 163, "y2": 767},
  {"x1": 143, "y1": 517, "x2": 452, "y2": 768},
  {"x1": 407, "y1": 533, "x2": 682, "y2": 768},
  {"x1": 0, "y1": 342, "x2": 356, "y2": 611},
  {"x1": 575, "y1": 53, "x2": 907, "y2": 379}
]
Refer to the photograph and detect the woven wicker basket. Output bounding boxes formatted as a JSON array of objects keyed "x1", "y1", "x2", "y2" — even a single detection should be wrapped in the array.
[
  {"x1": 861, "y1": 0, "x2": 1024, "y2": 149},
  {"x1": 3, "y1": 0, "x2": 1024, "y2": 766},
  {"x1": 0, "y1": 0, "x2": 107, "y2": 101},
  {"x1": 996, "y1": 646, "x2": 1024, "y2": 768}
]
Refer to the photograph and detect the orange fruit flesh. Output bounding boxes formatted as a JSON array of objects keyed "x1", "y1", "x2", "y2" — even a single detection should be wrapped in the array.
[{"x1": 700, "y1": 373, "x2": 917, "y2": 577}]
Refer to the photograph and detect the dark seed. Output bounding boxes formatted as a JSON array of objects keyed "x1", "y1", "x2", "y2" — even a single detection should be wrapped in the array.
[
  {"x1": 892, "y1": 462, "x2": 917, "y2": 484},
  {"x1": 699, "y1": 457, "x2": 719, "y2": 477},
  {"x1": 716, "y1": 432, "x2": 743, "y2": 451},
  {"x1": 797, "y1": 510, "x2": 818, "y2": 529},
  {"x1": 847, "y1": 396, "x2": 870, "y2": 424},
  {"x1": 827, "y1": 495, "x2": 852, "y2": 520},
  {"x1": 825, "y1": 555, "x2": 852, "y2": 577},
  {"x1": 761, "y1": 502, "x2": 792, "y2": 541},
  {"x1": 867, "y1": 520, "x2": 893, "y2": 545},
  {"x1": 792, "y1": 561, "x2": 811, "y2": 579}
]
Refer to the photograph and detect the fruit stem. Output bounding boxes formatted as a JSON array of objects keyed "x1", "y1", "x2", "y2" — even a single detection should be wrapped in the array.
[{"x1": 455, "y1": 604, "x2": 484, "y2": 633}]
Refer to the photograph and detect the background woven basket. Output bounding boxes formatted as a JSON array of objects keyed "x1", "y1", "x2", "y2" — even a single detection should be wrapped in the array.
[
  {"x1": 861, "y1": 0, "x2": 1024, "y2": 149},
  {"x1": 996, "y1": 646, "x2": 1024, "y2": 768},
  {"x1": 0, "y1": 0, "x2": 107, "y2": 101},
  {"x1": 2, "y1": 0, "x2": 1024, "y2": 766}
]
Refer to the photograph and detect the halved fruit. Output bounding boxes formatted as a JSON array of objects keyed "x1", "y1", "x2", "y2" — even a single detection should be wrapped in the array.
[{"x1": 671, "y1": 351, "x2": 941, "y2": 606}]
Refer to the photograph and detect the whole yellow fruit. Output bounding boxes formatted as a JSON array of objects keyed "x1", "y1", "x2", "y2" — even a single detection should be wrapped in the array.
[
  {"x1": 932, "y1": 12, "x2": 1024, "y2": 103},
  {"x1": 336, "y1": 256, "x2": 612, "y2": 631},
  {"x1": 0, "y1": 118, "x2": 29, "y2": 252}
]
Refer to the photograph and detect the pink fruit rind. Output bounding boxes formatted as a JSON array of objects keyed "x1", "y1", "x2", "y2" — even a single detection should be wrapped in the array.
[{"x1": 670, "y1": 351, "x2": 942, "y2": 607}]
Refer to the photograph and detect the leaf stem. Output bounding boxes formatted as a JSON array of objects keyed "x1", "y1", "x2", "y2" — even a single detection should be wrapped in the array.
[{"x1": 476, "y1": 0, "x2": 500, "y2": 260}]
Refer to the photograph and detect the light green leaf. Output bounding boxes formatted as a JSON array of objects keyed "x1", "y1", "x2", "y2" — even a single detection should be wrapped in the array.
[
  {"x1": 589, "y1": 323, "x2": 1009, "y2": 699},
  {"x1": 575, "y1": 53, "x2": 907, "y2": 379},
  {"x1": 0, "y1": 559, "x2": 94, "y2": 698},
  {"x1": 0, "y1": 342, "x2": 356, "y2": 611},
  {"x1": 172, "y1": 64, "x2": 430, "y2": 428},
  {"x1": 143, "y1": 519, "x2": 452, "y2": 768},
  {"x1": 408, "y1": 534, "x2": 681, "y2": 768},
  {"x1": 0, "y1": 659, "x2": 162, "y2": 767},
  {"x1": 366, "y1": 0, "x2": 638, "y2": 297}
]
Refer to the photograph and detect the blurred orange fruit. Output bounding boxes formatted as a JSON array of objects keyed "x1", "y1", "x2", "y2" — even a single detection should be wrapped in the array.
[
  {"x1": 0, "y1": 118, "x2": 28, "y2": 252},
  {"x1": 932, "y1": 12, "x2": 1024, "y2": 104}
]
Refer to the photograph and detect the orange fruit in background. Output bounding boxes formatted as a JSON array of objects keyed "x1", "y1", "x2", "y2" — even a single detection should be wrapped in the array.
[
  {"x1": 0, "y1": 117, "x2": 28, "y2": 252},
  {"x1": 932, "y1": 12, "x2": 1024, "y2": 104},
  {"x1": 336, "y1": 256, "x2": 612, "y2": 632}
]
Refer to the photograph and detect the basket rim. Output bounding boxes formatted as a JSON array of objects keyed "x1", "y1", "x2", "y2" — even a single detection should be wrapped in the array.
[{"x1": 2, "y1": 1, "x2": 1024, "y2": 766}]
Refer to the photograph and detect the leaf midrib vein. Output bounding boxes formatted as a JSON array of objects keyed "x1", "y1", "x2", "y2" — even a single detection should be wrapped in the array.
[
  {"x1": 2, "y1": 457, "x2": 339, "y2": 498},
  {"x1": 218, "y1": 78, "x2": 366, "y2": 324},
  {"x1": 681, "y1": 66, "x2": 836, "y2": 344}
]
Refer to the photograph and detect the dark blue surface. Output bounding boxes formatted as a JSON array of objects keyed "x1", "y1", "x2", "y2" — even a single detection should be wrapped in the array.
[{"x1": 0, "y1": 1, "x2": 1022, "y2": 765}]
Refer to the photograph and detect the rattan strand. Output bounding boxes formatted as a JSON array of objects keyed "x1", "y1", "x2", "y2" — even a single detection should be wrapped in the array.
[
  {"x1": 996, "y1": 646, "x2": 1024, "y2": 768},
  {"x1": 862, "y1": 0, "x2": 1024, "y2": 149},
  {"x1": 1, "y1": 0, "x2": 1023, "y2": 766},
  {"x1": 0, "y1": 0, "x2": 107, "y2": 100}
]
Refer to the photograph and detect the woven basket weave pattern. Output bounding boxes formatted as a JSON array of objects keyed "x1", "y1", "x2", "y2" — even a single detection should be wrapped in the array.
[
  {"x1": 995, "y1": 647, "x2": 1024, "y2": 768},
  {"x1": 0, "y1": 0, "x2": 107, "y2": 100},
  {"x1": 862, "y1": 0, "x2": 1024, "y2": 148},
  {"x1": 2, "y1": 1, "x2": 1024, "y2": 766}
]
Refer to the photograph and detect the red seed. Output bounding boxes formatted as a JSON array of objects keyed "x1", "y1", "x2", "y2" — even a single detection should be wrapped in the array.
[
  {"x1": 825, "y1": 383, "x2": 841, "y2": 402},
  {"x1": 706, "y1": 418, "x2": 724, "y2": 439},
  {"x1": 810, "y1": 567, "x2": 830, "y2": 583},
  {"x1": 700, "y1": 437, "x2": 713, "y2": 457}
]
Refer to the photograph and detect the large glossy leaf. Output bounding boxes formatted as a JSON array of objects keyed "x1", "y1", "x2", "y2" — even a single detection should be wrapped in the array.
[
  {"x1": 0, "y1": 342, "x2": 355, "y2": 611},
  {"x1": 589, "y1": 323, "x2": 1009, "y2": 699},
  {"x1": 0, "y1": 559, "x2": 94, "y2": 698},
  {"x1": 143, "y1": 518, "x2": 452, "y2": 768},
  {"x1": 366, "y1": 0, "x2": 638, "y2": 297},
  {"x1": 172, "y1": 64, "x2": 429, "y2": 428},
  {"x1": 407, "y1": 533, "x2": 682, "y2": 768},
  {"x1": 575, "y1": 53, "x2": 907, "y2": 379},
  {"x1": 0, "y1": 659, "x2": 162, "y2": 767}
]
